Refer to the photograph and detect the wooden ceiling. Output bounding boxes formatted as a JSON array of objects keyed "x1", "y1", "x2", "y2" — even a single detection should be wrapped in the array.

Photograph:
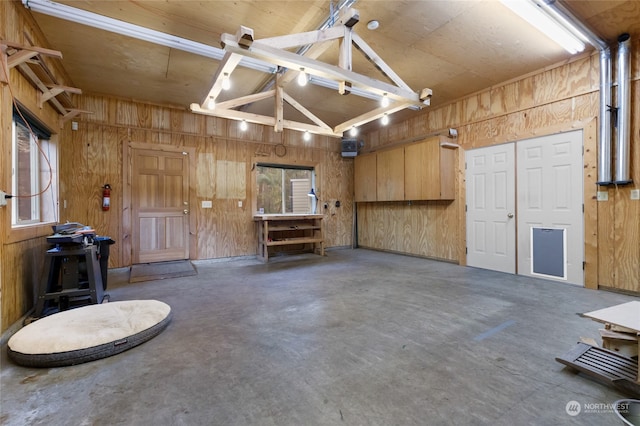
[{"x1": 25, "y1": 0, "x2": 640, "y2": 134}]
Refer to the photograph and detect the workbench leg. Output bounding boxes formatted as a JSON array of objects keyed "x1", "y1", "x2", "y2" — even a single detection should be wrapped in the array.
[{"x1": 84, "y1": 246, "x2": 104, "y2": 304}]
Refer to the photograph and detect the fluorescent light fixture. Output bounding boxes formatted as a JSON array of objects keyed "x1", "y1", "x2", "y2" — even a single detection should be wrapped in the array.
[
  {"x1": 239, "y1": 120, "x2": 248, "y2": 131},
  {"x1": 22, "y1": 0, "x2": 277, "y2": 73},
  {"x1": 500, "y1": 0, "x2": 585, "y2": 54},
  {"x1": 297, "y1": 69, "x2": 308, "y2": 86},
  {"x1": 221, "y1": 73, "x2": 231, "y2": 90},
  {"x1": 381, "y1": 114, "x2": 389, "y2": 126}
]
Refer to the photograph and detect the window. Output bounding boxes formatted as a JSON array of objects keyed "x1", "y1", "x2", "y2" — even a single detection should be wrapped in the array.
[
  {"x1": 256, "y1": 164, "x2": 315, "y2": 214},
  {"x1": 11, "y1": 108, "x2": 57, "y2": 227}
]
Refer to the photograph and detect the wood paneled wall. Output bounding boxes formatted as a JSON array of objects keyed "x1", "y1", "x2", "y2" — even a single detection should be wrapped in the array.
[
  {"x1": 1, "y1": 0, "x2": 353, "y2": 333},
  {"x1": 57, "y1": 96, "x2": 354, "y2": 270},
  {"x1": 1, "y1": 1, "x2": 77, "y2": 334},
  {"x1": 360, "y1": 41, "x2": 640, "y2": 294}
]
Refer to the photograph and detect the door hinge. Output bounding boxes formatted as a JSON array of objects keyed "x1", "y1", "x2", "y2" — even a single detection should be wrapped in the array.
[
  {"x1": 465, "y1": 247, "x2": 468, "y2": 254},
  {"x1": 465, "y1": 204, "x2": 467, "y2": 212},
  {"x1": 583, "y1": 261, "x2": 586, "y2": 270}
]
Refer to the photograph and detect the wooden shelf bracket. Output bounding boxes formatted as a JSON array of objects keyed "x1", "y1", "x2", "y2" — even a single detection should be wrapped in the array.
[{"x1": 1, "y1": 40, "x2": 89, "y2": 127}]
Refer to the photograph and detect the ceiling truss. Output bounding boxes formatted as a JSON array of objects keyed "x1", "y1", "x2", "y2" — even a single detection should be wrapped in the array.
[{"x1": 190, "y1": 8, "x2": 432, "y2": 138}]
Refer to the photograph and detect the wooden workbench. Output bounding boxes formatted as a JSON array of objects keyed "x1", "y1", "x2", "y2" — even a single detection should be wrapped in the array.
[{"x1": 253, "y1": 214, "x2": 324, "y2": 262}]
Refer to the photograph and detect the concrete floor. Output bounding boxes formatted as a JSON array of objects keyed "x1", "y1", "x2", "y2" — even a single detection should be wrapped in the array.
[{"x1": 1, "y1": 248, "x2": 638, "y2": 425}]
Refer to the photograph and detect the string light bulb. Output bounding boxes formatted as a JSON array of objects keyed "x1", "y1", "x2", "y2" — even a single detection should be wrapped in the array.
[
  {"x1": 206, "y1": 97, "x2": 215, "y2": 109},
  {"x1": 239, "y1": 120, "x2": 248, "y2": 131},
  {"x1": 349, "y1": 127, "x2": 358, "y2": 137},
  {"x1": 221, "y1": 73, "x2": 231, "y2": 90},
  {"x1": 381, "y1": 114, "x2": 389, "y2": 126},
  {"x1": 303, "y1": 131, "x2": 311, "y2": 141},
  {"x1": 381, "y1": 93, "x2": 390, "y2": 108},
  {"x1": 297, "y1": 68, "x2": 308, "y2": 86}
]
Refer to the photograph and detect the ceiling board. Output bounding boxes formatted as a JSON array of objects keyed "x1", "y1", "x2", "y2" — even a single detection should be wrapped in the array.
[{"x1": 23, "y1": 0, "x2": 639, "y2": 135}]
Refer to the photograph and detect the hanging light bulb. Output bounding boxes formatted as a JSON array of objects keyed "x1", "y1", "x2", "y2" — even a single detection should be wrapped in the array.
[
  {"x1": 239, "y1": 120, "x2": 248, "y2": 131},
  {"x1": 206, "y1": 97, "x2": 215, "y2": 109},
  {"x1": 349, "y1": 127, "x2": 358, "y2": 137},
  {"x1": 381, "y1": 114, "x2": 389, "y2": 126},
  {"x1": 303, "y1": 131, "x2": 311, "y2": 141},
  {"x1": 221, "y1": 73, "x2": 231, "y2": 90},
  {"x1": 297, "y1": 68, "x2": 308, "y2": 86},
  {"x1": 381, "y1": 93, "x2": 390, "y2": 108}
]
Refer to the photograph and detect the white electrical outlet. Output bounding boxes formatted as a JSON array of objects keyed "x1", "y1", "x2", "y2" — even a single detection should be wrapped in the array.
[
  {"x1": 201, "y1": 200, "x2": 212, "y2": 208},
  {"x1": 596, "y1": 191, "x2": 609, "y2": 201},
  {"x1": 631, "y1": 189, "x2": 640, "y2": 200},
  {"x1": 0, "y1": 191, "x2": 6, "y2": 207},
  {"x1": 238, "y1": 200, "x2": 243, "y2": 208}
]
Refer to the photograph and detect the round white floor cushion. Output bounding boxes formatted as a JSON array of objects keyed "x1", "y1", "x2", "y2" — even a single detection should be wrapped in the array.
[{"x1": 8, "y1": 300, "x2": 171, "y2": 367}]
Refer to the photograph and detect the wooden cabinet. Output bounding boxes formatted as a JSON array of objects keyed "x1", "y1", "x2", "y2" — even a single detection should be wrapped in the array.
[
  {"x1": 354, "y1": 153, "x2": 377, "y2": 202},
  {"x1": 404, "y1": 136, "x2": 455, "y2": 200},
  {"x1": 253, "y1": 214, "x2": 324, "y2": 262},
  {"x1": 353, "y1": 136, "x2": 456, "y2": 203},
  {"x1": 376, "y1": 147, "x2": 405, "y2": 201}
]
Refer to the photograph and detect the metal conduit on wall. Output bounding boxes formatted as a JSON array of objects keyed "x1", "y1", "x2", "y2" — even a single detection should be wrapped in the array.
[
  {"x1": 615, "y1": 33, "x2": 633, "y2": 185},
  {"x1": 542, "y1": 0, "x2": 613, "y2": 185}
]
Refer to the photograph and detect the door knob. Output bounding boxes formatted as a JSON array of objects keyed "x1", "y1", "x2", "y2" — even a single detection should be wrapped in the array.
[
  {"x1": 507, "y1": 213, "x2": 514, "y2": 218},
  {"x1": 183, "y1": 209, "x2": 189, "y2": 215}
]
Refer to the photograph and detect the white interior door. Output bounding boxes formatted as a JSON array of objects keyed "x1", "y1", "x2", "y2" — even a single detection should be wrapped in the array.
[
  {"x1": 465, "y1": 144, "x2": 516, "y2": 274},
  {"x1": 516, "y1": 131, "x2": 584, "y2": 285}
]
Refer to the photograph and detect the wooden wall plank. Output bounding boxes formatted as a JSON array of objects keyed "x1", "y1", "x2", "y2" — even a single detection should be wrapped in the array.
[
  {"x1": 360, "y1": 46, "x2": 640, "y2": 294},
  {"x1": 583, "y1": 120, "x2": 598, "y2": 290}
]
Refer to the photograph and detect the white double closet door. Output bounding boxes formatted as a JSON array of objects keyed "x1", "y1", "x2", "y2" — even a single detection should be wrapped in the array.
[{"x1": 465, "y1": 131, "x2": 584, "y2": 286}]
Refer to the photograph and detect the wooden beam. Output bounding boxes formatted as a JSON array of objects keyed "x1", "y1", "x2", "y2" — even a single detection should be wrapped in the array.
[
  {"x1": 190, "y1": 103, "x2": 342, "y2": 138},
  {"x1": 275, "y1": 77, "x2": 284, "y2": 133},
  {"x1": 46, "y1": 83, "x2": 83, "y2": 94},
  {"x1": 351, "y1": 32, "x2": 412, "y2": 92},
  {"x1": 339, "y1": 27, "x2": 352, "y2": 95},
  {"x1": 279, "y1": 40, "x2": 336, "y2": 86},
  {"x1": 200, "y1": 51, "x2": 243, "y2": 107},
  {"x1": 334, "y1": 102, "x2": 412, "y2": 134},
  {"x1": 221, "y1": 33, "x2": 425, "y2": 107},
  {"x1": 215, "y1": 90, "x2": 275, "y2": 110},
  {"x1": 1, "y1": 41, "x2": 63, "y2": 59},
  {"x1": 38, "y1": 87, "x2": 64, "y2": 106},
  {"x1": 17, "y1": 62, "x2": 67, "y2": 115},
  {"x1": 40, "y1": 84, "x2": 82, "y2": 105},
  {"x1": 251, "y1": 26, "x2": 344, "y2": 50},
  {"x1": 7, "y1": 50, "x2": 40, "y2": 69},
  {"x1": 282, "y1": 93, "x2": 332, "y2": 131},
  {"x1": 0, "y1": 47, "x2": 8, "y2": 84}
]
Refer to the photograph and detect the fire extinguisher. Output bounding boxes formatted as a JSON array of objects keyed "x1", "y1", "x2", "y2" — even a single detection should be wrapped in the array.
[{"x1": 102, "y1": 184, "x2": 111, "y2": 211}]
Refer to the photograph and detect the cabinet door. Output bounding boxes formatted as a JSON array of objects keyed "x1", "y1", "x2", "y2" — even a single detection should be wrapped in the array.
[
  {"x1": 376, "y1": 147, "x2": 404, "y2": 201},
  {"x1": 404, "y1": 140, "x2": 440, "y2": 200},
  {"x1": 439, "y1": 145, "x2": 456, "y2": 200},
  {"x1": 404, "y1": 138, "x2": 456, "y2": 200},
  {"x1": 354, "y1": 153, "x2": 377, "y2": 202}
]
